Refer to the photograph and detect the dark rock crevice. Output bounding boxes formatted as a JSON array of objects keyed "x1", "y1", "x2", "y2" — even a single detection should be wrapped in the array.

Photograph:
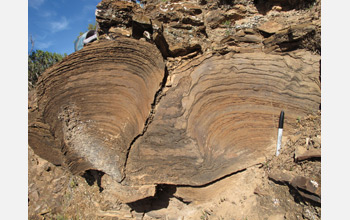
[{"x1": 121, "y1": 66, "x2": 169, "y2": 182}]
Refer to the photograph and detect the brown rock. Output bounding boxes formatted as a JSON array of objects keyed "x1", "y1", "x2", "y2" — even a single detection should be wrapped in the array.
[
  {"x1": 101, "y1": 174, "x2": 156, "y2": 203},
  {"x1": 96, "y1": 0, "x2": 135, "y2": 32},
  {"x1": 271, "y1": 6, "x2": 283, "y2": 12},
  {"x1": 269, "y1": 170, "x2": 321, "y2": 204},
  {"x1": 297, "y1": 190, "x2": 321, "y2": 204},
  {"x1": 234, "y1": 34, "x2": 262, "y2": 43},
  {"x1": 225, "y1": 8, "x2": 246, "y2": 20},
  {"x1": 290, "y1": 175, "x2": 321, "y2": 204},
  {"x1": 291, "y1": 176, "x2": 321, "y2": 197},
  {"x1": 205, "y1": 10, "x2": 226, "y2": 29},
  {"x1": 263, "y1": 23, "x2": 317, "y2": 52},
  {"x1": 233, "y1": 4, "x2": 247, "y2": 12},
  {"x1": 108, "y1": 27, "x2": 131, "y2": 37},
  {"x1": 295, "y1": 147, "x2": 321, "y2": 162},
  {"x1": 147, "y1": 2, "x2": 206, "y2": 57},
  {"x1": 268, "y1": 170, "x2": 294, "y2": 184},
  {"x1": 168, "y1": 41, "x2": 202, "y2": 57},
  {"x1": 258, "y1": 21, "x2": 284, "y2": 34}
]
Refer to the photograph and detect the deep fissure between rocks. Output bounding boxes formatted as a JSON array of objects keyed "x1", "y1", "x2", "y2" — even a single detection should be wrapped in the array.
[{"x1": 121, "y1": 66, "x2": 169, "y2": 183}]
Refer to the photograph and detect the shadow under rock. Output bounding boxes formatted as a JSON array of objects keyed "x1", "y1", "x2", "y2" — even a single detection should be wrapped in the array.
[
  {"x1": 127, "y1": 184, "x2": 177, "y2": 213},
  {"x1": 82, "y1": 169, "x2": 105, "y2": 192}
]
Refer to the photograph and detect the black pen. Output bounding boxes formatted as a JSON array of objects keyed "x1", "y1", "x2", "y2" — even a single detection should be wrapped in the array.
[{"x1": 276, "y1": 110, "x2": 284, "y2": 156}]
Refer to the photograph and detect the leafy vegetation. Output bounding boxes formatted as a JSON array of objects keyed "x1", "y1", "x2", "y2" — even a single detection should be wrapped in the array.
[{"x1": 28, "y1": 50, "x2": 67, "y2": 88}]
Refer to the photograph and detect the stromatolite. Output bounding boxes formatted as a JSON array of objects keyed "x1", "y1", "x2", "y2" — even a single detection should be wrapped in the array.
[
  {"x1": 125, "y1": 50, "x2": 320, "y2": 186},
  {"x1": 28, "y1": 38, "x2": 165, "y2": 183}
]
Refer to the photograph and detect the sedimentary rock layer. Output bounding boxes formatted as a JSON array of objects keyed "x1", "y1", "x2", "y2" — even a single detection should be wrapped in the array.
[
  {"x1": 28, "y1": 38, "x2": 165, "y2": 182},
  {"x1": 125, "y1": 50, "x2": 320, "y2": 186}
]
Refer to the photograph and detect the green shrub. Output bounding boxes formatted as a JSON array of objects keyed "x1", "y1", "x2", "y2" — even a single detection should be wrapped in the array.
[{"x1": 28, "y1": 50, "x2": 66, "y2": 88}]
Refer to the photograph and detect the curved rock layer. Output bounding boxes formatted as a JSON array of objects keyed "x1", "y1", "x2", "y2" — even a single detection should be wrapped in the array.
[
  {"x1": 126, "y1": 51, "x2": 320, "y2": 186},
  {"x1": 28, "y1": 38, "x2": 165, "y2": 182}
]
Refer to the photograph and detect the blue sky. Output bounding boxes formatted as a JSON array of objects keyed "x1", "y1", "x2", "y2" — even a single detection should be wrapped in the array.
[{"x1": 28, "y1": 0, "x2": 101, "y2": 55}]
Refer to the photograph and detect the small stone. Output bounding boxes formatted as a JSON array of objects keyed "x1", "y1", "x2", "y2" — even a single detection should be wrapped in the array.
[
  {"x1": 109, "y1": 27, "x2": 131, "y2": 37},
  {"x1": 291, "y1": 176, "x2": 321, "y2": 197},
  {"x1": 272, "y1": 6, "x2": 282, "y2": 12},
  {"x1": 294, "y1": 146, "x2": 307, "y2": 159},
  {"x1": 306, "y1": 137, "x2": 310, "y2": 146},
  {"x1": 268, "y1": 170, "x2": 294, "y2": 183},
  {"x1": 233, "y1": 4, "x2": 246, "y2": 12},
  {"x1": 295, "y1": 147, "x2": 321, "y2": 162},
  {"x1": 235, "y1": 30, "x2": 245, "y2": 37}
]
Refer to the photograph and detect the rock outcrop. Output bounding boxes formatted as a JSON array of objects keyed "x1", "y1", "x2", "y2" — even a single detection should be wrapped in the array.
[{"x1": 29, "y1": 0, "x2": 321, "y2": 207}]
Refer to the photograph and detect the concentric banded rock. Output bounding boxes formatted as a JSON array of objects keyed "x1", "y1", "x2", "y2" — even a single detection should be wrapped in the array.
[
  {"x1": 28, "y1": 38, "x2": 165, "y2": 183},
  {"x1": 125, "y1": 51, "x2": 320, "y2": 186}
]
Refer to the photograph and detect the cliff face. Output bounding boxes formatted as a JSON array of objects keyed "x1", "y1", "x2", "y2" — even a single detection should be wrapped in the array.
[{"x1": 28, "y1": 0, "x2": 321, "y2": 219}]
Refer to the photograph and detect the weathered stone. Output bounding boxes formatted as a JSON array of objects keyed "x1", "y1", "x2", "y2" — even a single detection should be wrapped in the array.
[
  {"x1": 295, "y1": 147, "x2": 321, "y2": 162},
  {"x1": 205, "y1": 10, "x2": 226, "y2": 29},
  {"x1": 101, "y1": 174, "x2": 156, "y2": 203},
  {"x1": 96, "y1": 0, "x2": 135, "y2": 32},
  {"x1": 268, "y1": 170, "x2": 294, "y2": 184},
  {"x1": 108, "y1": 27, "x2": 132, "y2": 37},
  {"x1": 291, "y1": 176, "x2": 321, "y2": 197},
  {"x1": 234, "y1": 33, "x2": 262, "y2": 43},
  {"x1": 225, "y1": 8, "x2": 246, "y2": 20},
  {"x1": 263, "y1": 23, "x2": 317, "y2": 52},
  {"x1": 233, "y1": 4, "x2": 247, "y2": 12},
  {"x1": 271, "y1": 6, "x2": 283, "y2": 12},
  {"x1": 163, "y1": 26, "x2": 203, "y2": 57},
  {"x1": 257, "y1": 21, "x2": 284, "y2": 34},
  {"x1": 269, "y1": 170, "x2": 321, "y2": 204},
  {"x1": 144, "y1": 2, "x2": 206, "y2": 57},
  {"x1": 168, "y1": 41, "x2": 202, "y2": 57}
]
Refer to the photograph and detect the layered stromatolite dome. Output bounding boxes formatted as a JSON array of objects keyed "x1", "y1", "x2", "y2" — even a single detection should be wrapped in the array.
[
  {"x1": 125, "y1": 51, "x2": 320, "y2": 186},
  {"x1": 28, "y1": 38, "x2": 166, "y2": 183}
]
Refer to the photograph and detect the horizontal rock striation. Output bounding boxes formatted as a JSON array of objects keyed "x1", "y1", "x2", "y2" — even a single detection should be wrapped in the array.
[
  {"x1": 125, "y1": 51, "x2": 320, "y2": 186},
  {"x1": 28, "y1": 38, "x2": 165, "y2": 182}
]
